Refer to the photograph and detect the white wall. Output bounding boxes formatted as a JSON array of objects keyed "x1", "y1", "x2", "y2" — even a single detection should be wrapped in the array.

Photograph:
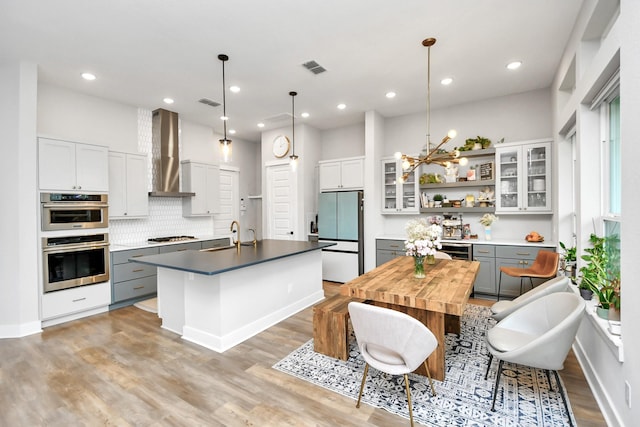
[
  {"x1": 0, "y1": 61, "x2": 41, "y2": 337},
  {"x1": 552, "y1": 1, "x2": 638, "y2": 425},
  {"x1": 38, "y1": 84, "x2": 138, "y2": 149},
  {"x1": 320, "y1": 123, "x2": 365, "y2": 160}
]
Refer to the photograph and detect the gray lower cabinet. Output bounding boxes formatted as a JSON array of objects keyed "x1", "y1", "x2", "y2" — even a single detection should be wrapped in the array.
[
  {"x1": 201, "y1": 237, "x2": 231, "y2": 249},
  {"x1": 376, "y1": 239, "x2": 405, "y2": 266},
  {"x1": 495, "y1": 245, "x2": 555, "y2": 298},
  {"x1": 472, "y1": 245, "x2": 496, "y2": 295},
  {"x1": 158, "y1": 241, "x2": 202, "y2": 253},
  {"x1": 110, "y1": 247, "x2": 159, "y2": 309},
  {"x1": 110, "y1": 238, "x2": 231, "y2": 309}
]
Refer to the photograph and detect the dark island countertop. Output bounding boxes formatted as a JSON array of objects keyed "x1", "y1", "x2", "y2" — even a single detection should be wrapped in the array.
[{"x1": 129, "y1": 239, "x2": 335, "y2": 276}]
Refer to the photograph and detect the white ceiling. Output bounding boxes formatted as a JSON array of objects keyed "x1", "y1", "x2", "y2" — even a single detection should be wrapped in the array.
[{"x1": 1, "y1": 0, "x2": 584, "y2": 142}]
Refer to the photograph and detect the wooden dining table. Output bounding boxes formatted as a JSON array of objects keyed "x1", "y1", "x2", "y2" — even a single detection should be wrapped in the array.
[{"x1": 340, "y1": 255, "x2": 480, "y2": 381}]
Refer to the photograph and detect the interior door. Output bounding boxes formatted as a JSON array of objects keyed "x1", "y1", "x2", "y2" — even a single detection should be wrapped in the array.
[
  {"x1": 214, "y1": 168, "x2": 239, "y2": 237},
  {"x1": 266, "y1": 163, "x2": 296, "y2": 240}
]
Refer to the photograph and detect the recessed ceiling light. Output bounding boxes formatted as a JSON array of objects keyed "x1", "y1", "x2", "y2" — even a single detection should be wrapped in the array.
[
  {"x1": 230, "y1": 86, "x2": 240, "y2": 93},
  {"x1": 301, "y1": 112, "x2": 310, "y2": 118},
  {"x1": 337, "y1": 103, "x2": 346, "y2": 110},
  {"x1": 81, "y1": 72, "x2": 96, "y2": 81},
  {"x1": 386, "y1": 91, "x2": 396, "y2": 99},
  {"x1": 440, "y1": 78, "x2": 453, "y2": 86},
  {"x1": 229, "y1": 129, "x2": 236, "y2": 134},
  {"x1": 163, "y1": 98, "x2": 174, "y2": 104},
  {"x1": 507, "y1": 61, "x2": 522, "y2": 70},
  {"x1": 257, "y1": 123, "x2": 265, "y2": 128}
]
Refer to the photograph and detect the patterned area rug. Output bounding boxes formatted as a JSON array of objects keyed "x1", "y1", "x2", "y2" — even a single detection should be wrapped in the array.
[{"x1": 273, "y1": 304, "x2": 575, "y2": 426}]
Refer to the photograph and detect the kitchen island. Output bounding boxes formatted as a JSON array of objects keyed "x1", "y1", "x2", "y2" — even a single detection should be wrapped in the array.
[{"x1": 130, "y1": 239, "x2": 334, "y2": 352}]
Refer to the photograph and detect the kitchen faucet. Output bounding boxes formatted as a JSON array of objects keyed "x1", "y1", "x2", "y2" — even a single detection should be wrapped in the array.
[
  {"x1": 230, "y1": 220, "x2": 240, "y2": 250},
  {"x1": 247, "y1": 228, "x2": 257, "y2": 247}
]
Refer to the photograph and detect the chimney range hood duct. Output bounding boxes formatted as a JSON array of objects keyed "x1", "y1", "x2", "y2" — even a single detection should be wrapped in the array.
[{"x1": 149, "y1": 108, "x2": 195, "y2": 197}]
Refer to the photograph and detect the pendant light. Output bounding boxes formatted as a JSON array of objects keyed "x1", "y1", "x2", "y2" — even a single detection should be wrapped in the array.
[
  {"x1": 218, "y1": 54, "x2": 232, "y2": 162},
  {"x1": 289, "y1": 91, "x2": 299, "y2": 171},
  {"x1": 394, "y1": 38, "x2": 467, "y2": 182}
]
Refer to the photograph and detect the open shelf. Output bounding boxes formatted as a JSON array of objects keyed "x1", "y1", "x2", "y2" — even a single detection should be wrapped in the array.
[
  {"x1": 420, "y1": 179, "x2": 495, "y2": 189},
  {"x1": 419, "y1": 206, "x2": 495, "y2": 214}
]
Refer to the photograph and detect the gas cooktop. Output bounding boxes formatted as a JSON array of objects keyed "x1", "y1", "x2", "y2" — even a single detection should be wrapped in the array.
[{"x1": 148, "y1": 235, "x2": 197, "y2": 243}]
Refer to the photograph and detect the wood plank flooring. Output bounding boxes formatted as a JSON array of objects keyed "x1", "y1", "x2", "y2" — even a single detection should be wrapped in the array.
[{"x1": 0, "y1": 283, "x2": 606, "y2": 426}]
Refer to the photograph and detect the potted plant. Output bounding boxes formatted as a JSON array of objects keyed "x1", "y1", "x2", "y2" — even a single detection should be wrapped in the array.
[
  {"x1": 559, "y1": 241, "x2": 577, "y2": 283},
  {"x1": 578, "y1": 233, "x2": 621, "y2": 318},
  {"x1": 433, "y1": 194, "x2": 443, "y2": 207}
]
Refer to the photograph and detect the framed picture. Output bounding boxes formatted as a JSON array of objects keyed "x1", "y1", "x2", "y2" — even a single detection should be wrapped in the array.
[{"x1": 480, "y1": 162, "x2": 494, "y2": 180}]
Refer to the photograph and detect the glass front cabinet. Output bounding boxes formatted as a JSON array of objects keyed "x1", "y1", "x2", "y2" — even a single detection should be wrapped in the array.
[
  {"x1": 382, "y1": 158, "x2": 419, "y2": 214},
  {"x1": 495, "y1": 140, "x2": 551, "y2": 213}
]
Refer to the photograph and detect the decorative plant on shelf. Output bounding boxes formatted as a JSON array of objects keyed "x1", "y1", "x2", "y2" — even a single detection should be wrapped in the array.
[
  {"x1": 559, "y1": 241, "x2": 577, "y2": 281},
  {"x1": 578, "y1": 233, "x2": 621, "y2": 317}
]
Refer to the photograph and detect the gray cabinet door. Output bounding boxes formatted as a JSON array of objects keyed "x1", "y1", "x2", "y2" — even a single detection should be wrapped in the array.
[{"x1": 473, "y1": 256, "x2": 496, "y2": 295}]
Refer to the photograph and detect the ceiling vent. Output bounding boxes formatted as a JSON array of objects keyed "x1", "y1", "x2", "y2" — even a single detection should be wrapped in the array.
[
  {"x1": 263, "y1": 112, "x2": 293, "y2": 124},
  {"x1": 198, "y1": 98, "x2": 221, "y2": 107},
  {"x1": 302, "y1": 60, "x2": 327, "y2": 75}
]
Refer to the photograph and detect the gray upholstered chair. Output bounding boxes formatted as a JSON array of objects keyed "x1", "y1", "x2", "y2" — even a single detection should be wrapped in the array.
[
  {"x1": 433, "y1": 251, "x2": 452, "y2": 259},
  {"x1": 348, "y1": 301, "x2": 438, "y2": 427},
  {"x1": 485, "y1": 292, "x2": 585, "y2": 427},
  {"x1": 490, "y1": 276, "x2": 571, "y2": 321}
]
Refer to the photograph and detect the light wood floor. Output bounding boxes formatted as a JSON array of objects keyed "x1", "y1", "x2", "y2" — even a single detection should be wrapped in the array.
[{"x1": 0, "y1": 284, "x2": 606, "y2": 426}]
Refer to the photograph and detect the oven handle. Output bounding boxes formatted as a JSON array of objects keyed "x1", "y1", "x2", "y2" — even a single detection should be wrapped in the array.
[
  {"x1": 43, "y1": 242, "x2": 110, "y2": 253},
  {"x1": 441, "y1": 242, "x2": 472, "y2": 248},
  {"x1": 42, "y1": 202, "x2": 108, "y2": 209}
]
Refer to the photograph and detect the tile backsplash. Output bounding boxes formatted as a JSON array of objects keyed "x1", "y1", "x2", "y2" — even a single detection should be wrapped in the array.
[{"x1": 109, "y1": 198, "x2": 213, "y2": 244}]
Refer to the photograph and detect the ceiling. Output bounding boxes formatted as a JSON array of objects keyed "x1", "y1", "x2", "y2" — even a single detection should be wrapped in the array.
[{"x1": 1, "y1": 0, "x2": 584, "y2": 142}]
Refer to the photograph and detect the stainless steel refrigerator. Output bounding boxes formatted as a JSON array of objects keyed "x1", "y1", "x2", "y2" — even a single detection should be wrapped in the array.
[{"x1": 318, "y1": 191, "x2": 364, "y2": 282}]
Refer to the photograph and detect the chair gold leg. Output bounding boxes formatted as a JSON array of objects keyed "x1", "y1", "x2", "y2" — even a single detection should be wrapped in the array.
[
  {"x1": 423, "y1": 360, "x2": 437, "y2": 396},
  {"x1": 404, "y1": 374, "x2": 414, "y2": 427},
  {"x1": 356, "y1": 363, "x2": 369, "y2": 408}
]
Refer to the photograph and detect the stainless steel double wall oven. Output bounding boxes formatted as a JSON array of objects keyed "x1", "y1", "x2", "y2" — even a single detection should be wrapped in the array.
[{"x1": 40, "y1": 193, "x2": 110, "y2": 293}]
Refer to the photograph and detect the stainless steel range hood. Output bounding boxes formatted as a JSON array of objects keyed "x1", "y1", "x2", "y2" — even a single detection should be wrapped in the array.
[{"x1": 149, "y1": 108, "x2": 195, "y2": 197}]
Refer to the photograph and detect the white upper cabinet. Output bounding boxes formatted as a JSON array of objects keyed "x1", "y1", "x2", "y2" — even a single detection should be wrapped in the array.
[
  {"x1": 381, "y1": 157, "x2": 419, "y2": 214},
  {"x1": 108, "y1": 151, "x2": 149, "y2": 218},
  {"x1": 495, "y1": 140, "x2": 551, "y2": 213},
  {"x1": 181, "y1": 161, "x2": 220, "y2": 216},
  {"x1": 39, "y1": 138, "x2": 109, "y2": 192},
  {"x1": 319, "y1": 157, "x2": 364, "y2": 191}
]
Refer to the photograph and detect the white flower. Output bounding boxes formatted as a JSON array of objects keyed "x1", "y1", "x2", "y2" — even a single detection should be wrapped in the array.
[
  {"x1": 479, "y1": 213, "x2": 498, "y2": 227},
  {"x1": 404, "y1": 218, "x2": 442, "y2": 256}
]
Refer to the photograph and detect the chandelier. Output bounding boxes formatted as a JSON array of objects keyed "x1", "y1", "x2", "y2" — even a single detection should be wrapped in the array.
[
  {"x1": 218, "y1": 54, "x2": 232, "y2": 162},
  {"x1": 395, "y1": 38, "x2": 467, "y2": 182}
]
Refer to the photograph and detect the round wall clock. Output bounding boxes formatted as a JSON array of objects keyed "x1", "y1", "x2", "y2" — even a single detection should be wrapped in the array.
[{"x1": 272, "y1": 135, "x2": 290, "y2": 158}]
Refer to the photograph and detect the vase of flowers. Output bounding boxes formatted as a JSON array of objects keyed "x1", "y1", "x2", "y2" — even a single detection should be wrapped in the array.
[
  {"x1": 479, "y1": 213, "x2": 498, "y2": 241},
  {"x1": 404, "y1": 218, "x2": 442, "y2": 278}
]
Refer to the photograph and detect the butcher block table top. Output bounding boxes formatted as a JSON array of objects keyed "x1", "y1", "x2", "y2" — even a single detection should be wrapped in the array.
[
  {"x1": 340, "y1": 255, "x2": 480, "y2": 316},
  {"x1": 339, "y1": 255, "x2": 480, "y2": 381}
]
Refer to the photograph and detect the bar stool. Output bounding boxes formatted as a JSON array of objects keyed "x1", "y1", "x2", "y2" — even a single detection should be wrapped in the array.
[{"x1": 497, "y1": 250, "x2": 559, "y2": 300}]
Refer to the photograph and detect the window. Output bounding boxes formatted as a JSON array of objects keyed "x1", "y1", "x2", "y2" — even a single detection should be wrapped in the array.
[{"x1": 601, "y1": 93, "x2": 621, "y2": 292}]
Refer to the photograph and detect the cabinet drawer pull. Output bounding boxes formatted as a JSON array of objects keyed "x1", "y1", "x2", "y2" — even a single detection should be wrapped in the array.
[
  {"x1": 177, "y1": 248, "x2": 188, "y2": 251},
  {"x1": 132, "y1": 268, "x2": 145, "y2": 272},
  {"x1": 133, "y1": 286, "x2": 145, "y2": 290},
  {"x1": 72, "y1": 297, "x2": 87, "y2": 302},
  {"x1": 131, "y1": 254, "x2": 145, "y2": 258},
  {"x1": 516, "y1": 252, "x2": 531, "y2": 256},
  {"x1": 389, "y1": 244, "x2": 400, "y2": 248},
  {"x1": 477, "y1": 250, "x2": 490, "y2": 254}
]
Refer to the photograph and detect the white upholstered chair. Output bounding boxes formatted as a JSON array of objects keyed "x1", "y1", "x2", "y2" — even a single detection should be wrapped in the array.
[
  {"x1": 348, "y1": 301, "x2": 438, "y2": 427},
  {"x1": 433, "y1": 251, "x2": 452, "y2": 260},
  {"x1": 490, "y1": 276, "x2": 571, "y2": 321},
  {"x1": 485, "y1": 292, "x2": 585, "y2": 427}
]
